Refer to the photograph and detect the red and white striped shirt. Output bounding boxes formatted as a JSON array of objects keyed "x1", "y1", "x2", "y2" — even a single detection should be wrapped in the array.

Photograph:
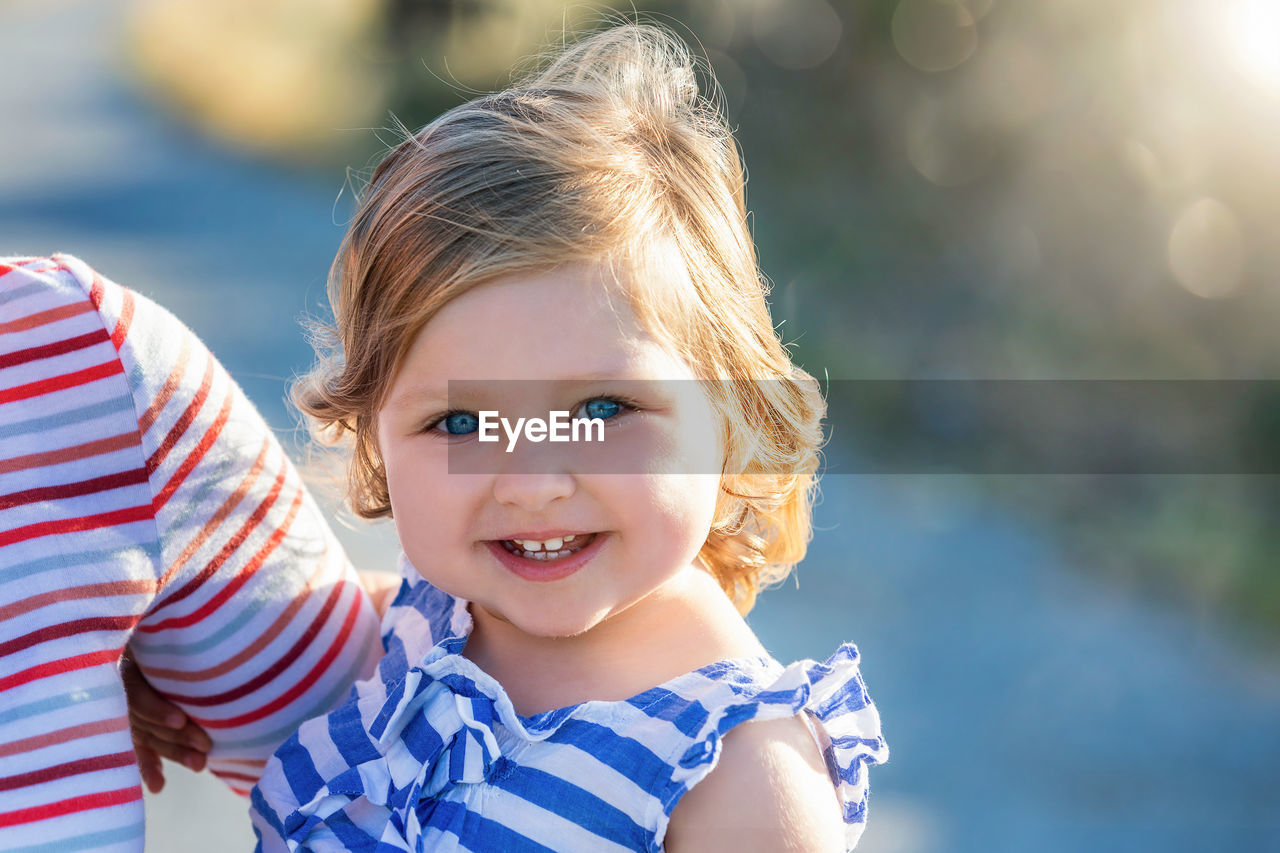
[{"x1": 0, "y1": 255, "x2": 382, "y2": 851}]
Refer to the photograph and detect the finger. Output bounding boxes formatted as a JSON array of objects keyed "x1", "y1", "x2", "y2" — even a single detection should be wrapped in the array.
[
  {"x1": 136, "y1": 701, "x2": 187, "y2": 730},
  {"x1": 122, "y1": 662, "x2": 187, "y2": 728},
  {"x1": 135, "y1": 743, "x2": 166, "y2": 795},
  {"x1": 130, "y1": 716, "x2": 209, "y2": 749},
  {"x1": 130, "y1": 715, "x2": 213, "y2": 752},
  {"x1": 132, "y1": 728, "x2": 208, "y2": 772}
]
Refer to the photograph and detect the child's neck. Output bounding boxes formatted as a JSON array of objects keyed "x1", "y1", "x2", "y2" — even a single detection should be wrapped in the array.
[{"x1": 461, "y1": 565, "x2": 765, "y2": 717}]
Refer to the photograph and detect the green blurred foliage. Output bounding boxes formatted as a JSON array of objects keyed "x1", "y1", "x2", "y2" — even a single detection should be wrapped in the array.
[{"x1": 129, "y1": 0, "x2": 1280, "y2": 644}]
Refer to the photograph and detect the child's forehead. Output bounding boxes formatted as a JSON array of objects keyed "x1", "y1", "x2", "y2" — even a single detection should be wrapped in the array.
[
  {"x1": 392, "y1": 262, "x2": 695, "y2": 387},
  {"x1": 424, "y1": 255, "x2": 692, "y2": 341},
  {"x1": 426, "y1": 262, "x2": 633, "y2": 330}
]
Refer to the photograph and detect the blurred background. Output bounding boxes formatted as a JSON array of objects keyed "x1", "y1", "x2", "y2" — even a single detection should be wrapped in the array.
[{"x1": 2, "y1": 0, "x2": 1278, "y2": 849}]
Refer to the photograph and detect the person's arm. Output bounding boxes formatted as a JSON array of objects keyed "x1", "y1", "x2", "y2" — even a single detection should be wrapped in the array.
[
  {"x1": 664, "y1": 714, "x2": 847, "y2": 853},
  {"x1": 47, "y1": 253, "x2": 387, "y2": 798},
  {"x1": 124, "y1": 569, "x2": 399, "y2": 793}
]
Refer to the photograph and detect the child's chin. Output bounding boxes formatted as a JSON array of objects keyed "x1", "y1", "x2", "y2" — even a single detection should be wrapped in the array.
[{"x1": 507, "y1": 607, "x2": 607, "y2": 641}]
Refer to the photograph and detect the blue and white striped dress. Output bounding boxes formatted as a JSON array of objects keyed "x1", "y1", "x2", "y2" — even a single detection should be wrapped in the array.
[{"x1": 251, "y1": 556, "x2": 889, "y2": 852}]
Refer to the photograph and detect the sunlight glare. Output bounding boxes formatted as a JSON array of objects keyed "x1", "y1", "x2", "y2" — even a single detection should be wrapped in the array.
[{"x1": 1227, "y1": 0, "x2": 1280, "y2": 87}]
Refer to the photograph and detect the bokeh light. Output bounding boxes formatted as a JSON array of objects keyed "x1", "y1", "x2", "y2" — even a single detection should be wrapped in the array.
[
  {"x1": 904, "y1": 95, "x2": 991, "y2": 186},
  {"x1": 891, "y1": 0, "x2": 978, "y2": 73},
  {"x1": 1168, "y1": 197, "x2": 1246, "y2": 299},
  {"x1": 751, "y1": 0, "x2": 842, "y2": 70}
]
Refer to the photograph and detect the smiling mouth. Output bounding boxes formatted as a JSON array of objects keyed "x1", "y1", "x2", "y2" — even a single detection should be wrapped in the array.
[{"x1": 498, "y1": 533, "x2": 598, "y2": 561}]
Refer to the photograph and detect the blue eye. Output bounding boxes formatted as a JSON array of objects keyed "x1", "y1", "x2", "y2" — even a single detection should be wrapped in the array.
[
  {"x1": 433, "y1": 411, "x2": 479, "y2": 435},
  {"x1": 576, "y1": 397, "x2": 625, "y2": 421}
]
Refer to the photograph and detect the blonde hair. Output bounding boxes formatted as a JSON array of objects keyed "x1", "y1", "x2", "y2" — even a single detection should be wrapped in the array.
[{"x1": 295, "y1": 22, "x2": 826, "y2": 613}]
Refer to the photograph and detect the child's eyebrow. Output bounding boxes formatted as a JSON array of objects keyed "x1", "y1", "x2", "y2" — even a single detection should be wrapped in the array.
[
  {"x1": 383, "y1": 385, "x2": 446, "y2": 411},
  {"x1": 560, "y1": 369, "x2": 634, "y2": 382},
  {"x1": 389, "y1": 368, "x2": 648, "y2": 408}
]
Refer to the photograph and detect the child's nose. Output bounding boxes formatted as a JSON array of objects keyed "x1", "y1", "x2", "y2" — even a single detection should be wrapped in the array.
[{"x1": 491, "y1": 472, "x2": 576, "y2": 511}]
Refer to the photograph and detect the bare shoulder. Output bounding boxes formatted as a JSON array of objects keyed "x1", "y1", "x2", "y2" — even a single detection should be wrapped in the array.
[{"x1": 664, "y1": 713, "x2": 846, "y2": 853}]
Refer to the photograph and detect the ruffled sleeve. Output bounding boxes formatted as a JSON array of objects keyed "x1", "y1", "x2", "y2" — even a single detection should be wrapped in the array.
[
  {"x1": 654, "y1": 644, "x2": 889, "y2": 852},
  {"x1": 252, "y1": 640, "x2": 492, "y2": 851},
  {"x1": 373, "y1": 554, "x2": 471, "y2": 686}
]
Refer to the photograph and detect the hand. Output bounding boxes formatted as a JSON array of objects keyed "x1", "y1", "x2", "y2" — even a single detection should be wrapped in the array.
[{"x1": 121, "y1": 647, "x2": 213, "y2": 794}]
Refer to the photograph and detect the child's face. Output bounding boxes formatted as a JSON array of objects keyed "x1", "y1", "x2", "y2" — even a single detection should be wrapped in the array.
[{"x1": 376, "y1": 262, "x2": 726, "y2": 640}]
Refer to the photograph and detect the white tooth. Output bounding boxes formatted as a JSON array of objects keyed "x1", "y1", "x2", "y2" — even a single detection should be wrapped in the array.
[
  {"x1": 533, "y1": 551, "x2": 550, "y2": 561},
  {"x1": 543, "y1": 537, "x2": 563, "y2": 550},
  {"x1": 562, "y1": 534, "x2": 576, "y2": 543},
  {"x1": 519, "y1": 539, "x2": 542, "y2": 552}
]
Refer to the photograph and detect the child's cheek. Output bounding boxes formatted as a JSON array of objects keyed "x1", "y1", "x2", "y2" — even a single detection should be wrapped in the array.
[
  {"x1": 645, "y1": 473, "x2": 721, "y2": 546},
  {"x1": 594, "y1": 414, "x2": 721, "y2": 477}
]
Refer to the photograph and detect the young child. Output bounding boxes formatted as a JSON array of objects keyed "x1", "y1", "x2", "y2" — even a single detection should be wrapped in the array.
[{"x1": 251, "y1": 23, "x2": 888, "y2": 852}]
